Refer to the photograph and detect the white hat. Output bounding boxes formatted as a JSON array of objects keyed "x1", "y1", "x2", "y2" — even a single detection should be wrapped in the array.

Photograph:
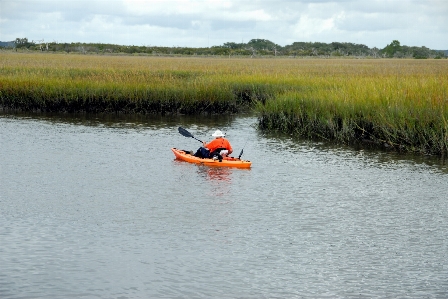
[{"x1": 212, "y1": 129, "x2": 225, "y2": 137}]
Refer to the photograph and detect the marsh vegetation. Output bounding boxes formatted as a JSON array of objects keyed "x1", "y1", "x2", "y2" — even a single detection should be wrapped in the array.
[{"x1": 1, "y1": 53, "x2": 447, "y2": 155}]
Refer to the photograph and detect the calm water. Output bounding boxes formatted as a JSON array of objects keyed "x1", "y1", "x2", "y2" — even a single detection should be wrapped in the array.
[{"x1": 1, "y1": 112, "x2": 447, "y2": 299}]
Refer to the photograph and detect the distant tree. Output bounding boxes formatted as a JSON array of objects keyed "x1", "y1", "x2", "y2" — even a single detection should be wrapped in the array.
[
  {"x1": 248, "y1": 46, "x2": 256, "y2": 58},
  {"x1": 6, "y1": 37, "x2": 443, "y2": 59},
  {"x1": 412, "y1": 46, "x2": 430, "y2": 59},
  {"x1": 14, "y1": 37, "x2": 33, "y2": 48},
  {"x1": 382, "y1": 40, "x2": 402, "y2": 58},
  {"x1": 222, "y1": 42, "x2": 245, "y2": 49},
  {"x1": 247, "y1": 39, "x2": 281, "y2": 55},
  {"x1": 370, "y1": 47, "x2": 380, "y2": 58}
]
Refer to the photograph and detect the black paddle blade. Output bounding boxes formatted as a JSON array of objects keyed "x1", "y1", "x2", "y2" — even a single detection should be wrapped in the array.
[
  {"x1": 178, "y1": 127, "x2": 193, "y2": 138},
  {"x1": 238, "y1": 149, "x2": 243, "y2": 159},
  {"x1": 178, "y1": 127, "x2": 203, "y2": 143}
]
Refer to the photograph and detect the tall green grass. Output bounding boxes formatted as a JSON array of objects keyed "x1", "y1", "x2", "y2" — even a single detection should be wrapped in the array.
[
  {"x1": 257, "y1": 63, "x2": 448, "y2": 155},
  {"x1": 0, "y1": 53, "x2": 278, "y2": 114},
  {"x1": 1, "y1": 53, "x2": 447, "y2": 155}
]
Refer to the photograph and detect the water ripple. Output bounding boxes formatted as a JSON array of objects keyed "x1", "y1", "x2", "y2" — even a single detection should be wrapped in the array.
[{"x1": 1, "y1": 113, "x2": 447, "y2": 298}]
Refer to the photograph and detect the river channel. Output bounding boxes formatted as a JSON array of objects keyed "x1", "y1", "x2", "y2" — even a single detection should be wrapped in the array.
[{"x1": 1, "y1": 112, "x2": 447, "y2": 299}]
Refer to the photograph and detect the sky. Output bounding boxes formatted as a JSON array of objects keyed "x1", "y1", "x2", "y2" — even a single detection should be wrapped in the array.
[{"x1": 1, "y1": 0, "x2": 447, "y2": 49}]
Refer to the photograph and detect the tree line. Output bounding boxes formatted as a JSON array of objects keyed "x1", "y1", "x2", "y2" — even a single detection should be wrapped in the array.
[{"x1": 1, "y1": 38, "x2": 446, "y2": 59}]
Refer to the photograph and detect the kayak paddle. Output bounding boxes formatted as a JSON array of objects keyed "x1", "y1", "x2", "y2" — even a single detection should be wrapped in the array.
[{"x1": 178, "y1": 127, "x2": 203, "y2": 143}]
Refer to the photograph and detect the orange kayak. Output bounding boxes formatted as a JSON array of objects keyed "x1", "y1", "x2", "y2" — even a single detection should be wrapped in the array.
[{"x1": 171, "y1": 148, "x2": 251, "y2": 168}]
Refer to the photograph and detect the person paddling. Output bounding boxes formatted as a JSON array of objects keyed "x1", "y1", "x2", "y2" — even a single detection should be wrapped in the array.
[{"x1": 194, "y1": 129, "x2": 233, "y2": 161}]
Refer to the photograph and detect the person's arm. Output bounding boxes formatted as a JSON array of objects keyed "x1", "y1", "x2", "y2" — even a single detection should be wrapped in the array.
[{"x1": 227, "y1": 139, "x2": 233, "y2": 154}]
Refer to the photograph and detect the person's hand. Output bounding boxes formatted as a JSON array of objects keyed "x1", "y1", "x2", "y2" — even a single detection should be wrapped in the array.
[{"x1": 202, "y1": 141, "x2": 207, "y2": 147}]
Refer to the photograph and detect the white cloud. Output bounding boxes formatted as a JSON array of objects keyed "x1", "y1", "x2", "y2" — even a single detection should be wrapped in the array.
[
  {"x1": 293, "y1": 15, "x2": 336, "y2": 38},
  {"x1": 123, "y1": 0, "x2": 234, "y2": 16},
  {"x1": 221, "y1": 9, "x2": 273, "y2": 22}
]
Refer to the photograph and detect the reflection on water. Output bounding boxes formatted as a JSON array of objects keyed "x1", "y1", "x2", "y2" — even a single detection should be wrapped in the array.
[
  {"x1": 0, "y1": 110, "x2": 243, "y2": 132},
  {"x1": 199, "y1": 165, "x2": 233, "y2": 181},
  {"x1": 1, "y1": 111, "x2": 447, "y2": 299},
  {"x1": 260, "y1": 129, "x2": 448, "y2": 174},
  {"x1": 199, "y1": 166, "x2": 233, "y2": 197},
  {"x1": 173, "y1": 159, "x2": 251, "y2": 197}
]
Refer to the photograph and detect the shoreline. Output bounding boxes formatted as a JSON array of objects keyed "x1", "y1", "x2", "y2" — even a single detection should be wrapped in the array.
[{"x1": 1, "y1": 53, "x2": 447, "y2": 156}]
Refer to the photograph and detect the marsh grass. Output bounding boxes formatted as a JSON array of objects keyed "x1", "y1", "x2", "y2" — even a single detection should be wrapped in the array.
[
  {"x1": 257, "y1": 64, "x2": 448, "y2": 155},
  {"x1": 1, "y1": 53, "x2": 447, "y2": 155},
  {"x1": 0, "y1": 53, "x2": 277, "y2": 114}
]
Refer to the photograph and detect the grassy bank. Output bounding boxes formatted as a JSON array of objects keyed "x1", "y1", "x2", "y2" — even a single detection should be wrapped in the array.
[
  {"x1": 1, "y1": 52, "x2": 447, "y2": 155},
  {"x1": 256, "y1": 61, "x2": 448, "y2": 155},
  {"x1": 0, "y1": 53, "x2": 280, "y2": 114}
]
